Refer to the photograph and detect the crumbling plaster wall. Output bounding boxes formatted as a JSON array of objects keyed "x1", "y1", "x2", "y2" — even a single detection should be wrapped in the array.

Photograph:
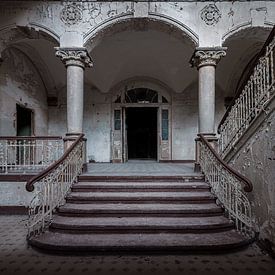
[
  {"x1": 48, "y1": 82, "x2": 225, "y2": 162},
  {"x1": 48, "y1": 86, "x2": 112, "y2": 162},
  {"x1": 229, "y1": 111, "x2": 275, "y2": 244},
  {"x1": 0, "y1": 47, "x2": 48, "y2": 136},
  {"x1": 0, "y1": 1, "x2": 274, "y2": 48}
]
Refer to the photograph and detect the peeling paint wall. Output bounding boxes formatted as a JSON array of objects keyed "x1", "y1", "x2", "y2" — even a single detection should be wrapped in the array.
[
  {"x1": 0, "y1": 47, "x2": 48, "y2": 136},
  {"x1": 48, "y1": 84, "x2": 226, "y2": 162},
  {"x1": 229, "y1": 110, "x2": 275, "y2": 244}
]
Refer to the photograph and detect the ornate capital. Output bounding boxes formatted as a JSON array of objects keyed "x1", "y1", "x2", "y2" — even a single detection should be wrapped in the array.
[
  {"x1": 190, "y1": 47, "x2": 227, "y2": 68},
  {"x1": 55, "y1": 47, "x2": 93, "y2": 68}
]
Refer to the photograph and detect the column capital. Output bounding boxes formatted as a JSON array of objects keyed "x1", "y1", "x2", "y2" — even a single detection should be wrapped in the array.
[
  {"x1": 55, "y1": 47, "x2": 93, "y2": 68},
  {"x1": 190, "y1": 47, "x2": 227, "y2": 68}
]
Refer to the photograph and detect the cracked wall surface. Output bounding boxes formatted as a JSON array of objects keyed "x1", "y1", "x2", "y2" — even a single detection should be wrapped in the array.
[{"x1": 229, "y1": 110, "x2": 275, "y2": 245}]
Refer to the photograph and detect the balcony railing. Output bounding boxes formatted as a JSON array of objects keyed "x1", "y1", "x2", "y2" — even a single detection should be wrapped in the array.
[
  {"x1": 218, "y1": 27, "x2": 275, "y2": 157},
  {"x1": 0, "y1": 136, "x2": 63, "y2": 174},
  {"x1": 26, "y1": 134, "x2": 85, "y2": 238},
  {"x1": 197, "y1": 134, "x2": 253, "y2": 237}
]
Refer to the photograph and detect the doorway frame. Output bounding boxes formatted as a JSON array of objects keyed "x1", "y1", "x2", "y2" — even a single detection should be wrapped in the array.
[
  {"x1": 111, "y1": 102, "x2": 171, "y2": 163},
  {"x1": 16, "y1": 104, "x2": 34, "y2": 137}
]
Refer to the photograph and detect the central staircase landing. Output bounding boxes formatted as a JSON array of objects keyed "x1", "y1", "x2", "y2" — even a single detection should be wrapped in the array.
[{"x1": 29, "y1": 163, "x2": 252, "y2": 253}]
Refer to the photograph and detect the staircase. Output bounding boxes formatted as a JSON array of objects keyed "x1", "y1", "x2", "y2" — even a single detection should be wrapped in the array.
[{"x1": 29, "y1": 170, "x2": 252, "y2": 252}]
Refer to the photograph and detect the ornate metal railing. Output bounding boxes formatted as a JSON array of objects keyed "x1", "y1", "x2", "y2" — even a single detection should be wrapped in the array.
[
  {"x1": 26, "y1": 134, "x2": 85, "y2": 238},
  {"x1": 218, "y1": 28, "x2": 275, "y2": 157},
  {"x1": 197, "y1": 134, "x2": 254, "y2": 237},
  {"x1": 0, "y1": 136, "x2": 63, "y2": 174}
]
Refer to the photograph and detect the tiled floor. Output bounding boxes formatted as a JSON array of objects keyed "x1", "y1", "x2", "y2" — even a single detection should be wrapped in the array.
[
  {"x1": 0, "y1": 215, "x2": 274, "y2": 275},
  {"x1": 85, "y1": 162, "x2": 198, "y2": 176}
]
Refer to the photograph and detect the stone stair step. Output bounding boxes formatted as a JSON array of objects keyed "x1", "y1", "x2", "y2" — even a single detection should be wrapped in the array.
[
  {"x1": 71, "y1": 181, "x2": 210, "y2": 192},
  {"x1": 78, "y1": 175, "x2": 204, "y2": 182},
  {"x1": 66, "y1": 191, "x2": 216, "y2": 204},
  {"x1": 50, "y1": 216, "x2": 234, "y2": 233},
  {"x1": 29, "y1": 230, "x2": 251, "y2": 252},
  {"x1": 57, "y1": 203, "x2": 223, "y2": 217}
]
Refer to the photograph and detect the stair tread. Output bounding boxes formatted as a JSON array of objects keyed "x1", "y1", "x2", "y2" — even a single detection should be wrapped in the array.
[
  {"x1": 52, "y1": 215, "x2": 232, "y2": 227},
  {"x1": 68, "y1": 191, "x2": 214, "y2": 198},
  {"x1": 59, "y1": 203, "x2": 221, "y2": 212},
  {"x1": 29, "y1": 230, "x2": 248, "y2": 251},
  {"x1": 72, "y1": 181, "x2": 209, "y2": 188}
]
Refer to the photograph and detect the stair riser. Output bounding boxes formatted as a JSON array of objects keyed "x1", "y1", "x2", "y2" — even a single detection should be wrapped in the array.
[
  {"x1": 66, "y1": 198, "x2": 216, "y2": 204},
  {"x1": 78, "y1": 177, "x2": 204, "y2": 182},
  {"x1": 49, "y1": 225, "x2": 234, "y2": 234},
  {"x1": 57, "y1": 211, "x2": 223, "y2": 218},
  {"x1": 71, "y1": 188, "x2": 210, "y2": 192},
  {"x1": 28, "y1": 240, "x2": 252, "y2": 253}
]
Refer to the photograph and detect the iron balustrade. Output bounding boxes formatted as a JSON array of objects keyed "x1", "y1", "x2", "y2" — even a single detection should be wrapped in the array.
[
  {"x1": 218, "y1": 28, "x2": 275, "y2": 157},
  {"x1": 0, "y1": 136, "x2": 63, "y2": 174},
  {"x1": 26, "y1": 134, "x2": 85, "y2": 238},
  {"x1": 197, "y1": 134, "x2": 253, "y2": 237}
]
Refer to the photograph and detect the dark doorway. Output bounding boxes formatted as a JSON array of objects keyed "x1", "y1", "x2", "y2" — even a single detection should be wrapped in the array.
[
  {"x1": 16, "y1": 105, "x2": 33, "y2": 136},
  {"x1": 126, "y1": 107, "x2": 157, "y2": 160}
]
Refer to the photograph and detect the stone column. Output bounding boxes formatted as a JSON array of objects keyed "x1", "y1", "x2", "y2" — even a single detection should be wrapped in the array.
[
  {"x1": 55, "y1": 47, "x2": 93, "y2": 135},
  {"x1": 191, "y1": 47, "x2": 226, "y2": 135}
]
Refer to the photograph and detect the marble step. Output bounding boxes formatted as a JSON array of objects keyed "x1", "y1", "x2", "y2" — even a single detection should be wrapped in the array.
[
  {"x1": 29, "y1": 230, "x2": 252, "y2": 253},
  {"x1": 78, "y1": 175, "x2": 205, "y2": 182},
  {"x1": 71, "y1": 181, "x2": 210, "y2": 192},
  {"x1": 66, "y1": 191, "x2": 216, "y2": 204},
  {"x1": 50, "y1": 216, "x2": 234, "y2": 233},
  {"x1": 57, "y1": 202, "x2": 223, "y2": 217}
]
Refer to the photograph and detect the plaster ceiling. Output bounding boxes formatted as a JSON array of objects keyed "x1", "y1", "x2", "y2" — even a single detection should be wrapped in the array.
[
  {"x1": 13, "y1": 26, "x2": 272, "y2": 100},
  {"x1": 87, "y1": 29, "x2": 196, "y2": 94}
]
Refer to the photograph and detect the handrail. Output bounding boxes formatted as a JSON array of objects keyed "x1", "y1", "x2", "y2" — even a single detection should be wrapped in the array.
[
  {"x1": 26, "y1": 134, "x2": 84, "y2": 192},
  {"x1": 0, "y1": 136, "x2": 62, "y2": 140},
  {"x1": 198, "y1": 134, "x2": 253, "y2": 192},
  {"x1": 218, "y1": 26, "x2": 275, "y2": 132},
  {"x1": 197, "y1": 134, "x2": 254, "y2": 236}
]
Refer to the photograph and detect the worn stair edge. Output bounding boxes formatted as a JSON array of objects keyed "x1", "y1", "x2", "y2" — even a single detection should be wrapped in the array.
[
  {"x1": 57, "y1": 203, "x2": 223, "y2": 217},
  {"x1": 78, "y1": 175, "x2": 205, "y2": 182},
  {"x1": 49, "y1": 216, "x2": 234, "y2": 234},
  {"x1": 71, "y1": 182, "x2": 210, "y2": 192},
  {"x1": 28, "y1": 231, "x2": 253, "y2": 253}
]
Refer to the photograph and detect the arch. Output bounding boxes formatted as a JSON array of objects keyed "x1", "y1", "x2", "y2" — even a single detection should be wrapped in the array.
[
  {"x1": 0, "y1": 24, "x2": 59, "y2": 51},
  {"x1": 84, "y1": 15, "x2": 198, "y2": 52},
  {"x1": 10, "y1": 43, "x2": 57, "y2": 96},
  {"x1": 222, "y1": 23, "x2": 273, "y2": 45},
  {"x1": 109, "y1": 76, "x2": 173, "y2": 104},
  {"x1": 220, "y1": 25, "x2": 273, "y2": 97}
]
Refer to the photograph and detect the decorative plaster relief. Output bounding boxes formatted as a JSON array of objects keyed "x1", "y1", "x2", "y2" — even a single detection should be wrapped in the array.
[
  {"x1": 200, "y1": 4, "x2": 221, "y2": 26},
  {"x1": 60, "y1": 3, "x2": 83, "y2": 25},
  {"x1": 36, "y1": 3, "x2": 53, "y2": 20}
]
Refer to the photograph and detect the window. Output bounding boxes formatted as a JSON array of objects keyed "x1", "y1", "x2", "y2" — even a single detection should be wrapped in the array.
[
  {"x1": 114, "y1": 110, "x2": 121, "y2": 130},
  {"x1": 125, "y1": 88, "x2": 158, "y2": 103},
  {"x1": 161, "y1": 109, "x2": 169, "y2": 140}
]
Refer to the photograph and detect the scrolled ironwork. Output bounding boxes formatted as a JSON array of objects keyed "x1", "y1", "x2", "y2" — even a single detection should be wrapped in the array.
[
  {"x1": 197, "y1": 134, "x2": 253, "y2": 237},
  {"x1": 218, "y1": 28, "x2": 275, "y2": 157},
  {"x1": 26, "y1": 134, "x2": 85, "y2": 238}
]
